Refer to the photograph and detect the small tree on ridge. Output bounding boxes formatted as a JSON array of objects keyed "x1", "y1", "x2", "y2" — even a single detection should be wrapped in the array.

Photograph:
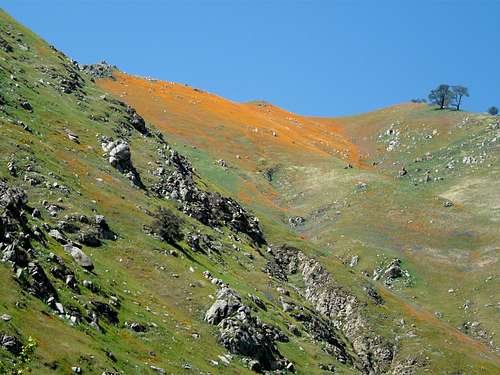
[
  {"x1": 451, "y1": 85, "x2": 469, "y2": 111},
  {"x1": 428, "y1": 84, "x2": 453, "y2": 109}
]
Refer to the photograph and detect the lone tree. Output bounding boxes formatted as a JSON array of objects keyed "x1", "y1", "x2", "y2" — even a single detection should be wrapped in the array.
[
  {"x1": 151, "y1": 207, "x2": 184, "y2": 244},
  {"x1": 428, "y1": 84, "x2": 453, "y2": 109},
  {"x1": 451, "y1": 85, "x2": 469, "y2": 111},
  {"x1": 488, "y1": 106, "x2": 499, "y2": 115}
]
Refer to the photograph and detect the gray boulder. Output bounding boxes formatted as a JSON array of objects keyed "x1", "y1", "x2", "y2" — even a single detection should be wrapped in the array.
[
  {"x1": 204, "y1": 287, "x2": 241, "y2": 325},
  {"x1": 64, "y1": 244, "x2": 93, "y2": 270}
]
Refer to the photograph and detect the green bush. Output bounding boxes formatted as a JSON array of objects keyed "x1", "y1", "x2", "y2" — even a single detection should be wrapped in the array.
[{"x1": 151, "y1": 207, "x2": 184, "y2": 244}]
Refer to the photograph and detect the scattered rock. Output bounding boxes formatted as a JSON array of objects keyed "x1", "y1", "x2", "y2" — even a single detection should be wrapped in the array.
[
  {"x1": 78, "y1": 61, "x2": 116, "y2": 79},
  {"x1": 288, "y1": 216, "x2": 305, "y2": 227}
]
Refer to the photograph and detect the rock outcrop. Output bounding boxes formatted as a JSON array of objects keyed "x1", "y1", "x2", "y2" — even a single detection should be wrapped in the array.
[
  {"x1": 101, "y1": 137, "x2": 144, "y2": 188},
  {"x1": 152, "y1": 144, "x2": 265, "y2": 245},
  {"x1": 265, "y1": 244, "x2": 395, "y2": 374},
  {"x1": 78, "y1": 61, "x2": 116, "y2": 79},
  {"x1": 205, "y1": 285, "x2": 291, "y2": 371}
]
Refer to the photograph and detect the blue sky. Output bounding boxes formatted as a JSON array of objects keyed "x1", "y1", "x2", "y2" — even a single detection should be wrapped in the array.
[{"x1": 2, "y1": 0, "x2": 499, "y2": 116}]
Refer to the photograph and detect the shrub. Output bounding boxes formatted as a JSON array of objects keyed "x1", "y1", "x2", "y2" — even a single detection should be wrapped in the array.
[
  {"x1": 151, "y1": 207, "x2": 184, "y2": 244},
  {"x1": 488, "y1": 106, "x2": 498, "y2": 115}
]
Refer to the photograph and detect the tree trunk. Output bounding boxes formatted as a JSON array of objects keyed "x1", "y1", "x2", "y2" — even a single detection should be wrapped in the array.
[{"x1": 456, "y1": 95, "x2": 462, "y2": 111}]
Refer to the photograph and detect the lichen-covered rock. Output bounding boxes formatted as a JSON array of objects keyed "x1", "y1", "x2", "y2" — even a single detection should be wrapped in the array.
[
  {"x1": 204, "y1": 287, "x2": 242, "y2": 325},
  {"x1": 78, "y1": 61, "x2": 116, "y2": 79},
  {"x1": 205, "y1": 287, "x2": 290, "y2": 371},
  {"x1": 124, "y1": 105, "x2": 149, "y2": 135},
  {"x1": 0, "y1": 333, "x2": 22, "y2": 355},
  {"x1": 101, "y1": 138, "x2": 143, "y2": 188},
  {"x1": 64, "y1": 244, "x2": 93, "y2": 271},
  {"x1": 26, "y1": 262, "x2": 58, "y2": 301},
  {"x1": 265, "y1": 244, "x2": 395, "y2": 374}
]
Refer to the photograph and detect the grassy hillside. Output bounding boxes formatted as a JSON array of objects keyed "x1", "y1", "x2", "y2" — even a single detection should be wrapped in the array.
[
  {"x1": 0, "y1": 8, "x2": 499, "y2": 375},
  {"x1": 99, "y1": 65, "x2": 500, "y2": 371}
]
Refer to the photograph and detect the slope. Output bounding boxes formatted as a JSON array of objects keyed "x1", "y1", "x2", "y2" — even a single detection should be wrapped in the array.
[
  {"x1": 0, "y1": 8, "x2": 498, "y2": 375},
  {"x1": 98, "y1": 69, "x2": 500, "y2": 372}
]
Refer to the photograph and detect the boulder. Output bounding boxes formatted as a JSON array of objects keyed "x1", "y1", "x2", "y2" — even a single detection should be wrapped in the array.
[
  {"x1": 64, "y1": 244, "x2": 93, "y2": 270},
  {"x1": 0, "y1": 333, "x2": 22, "y2": 355},
  {"x1": 205, "y1": 287, "x2": 241, "y2": 325},
  {"x1": 90, "y1": 301, "x2": 119, "y2": 324}
]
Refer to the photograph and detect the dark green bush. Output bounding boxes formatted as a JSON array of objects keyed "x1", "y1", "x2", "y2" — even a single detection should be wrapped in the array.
[{"x1": 151, "y1": 207, "x2": 184, "y2": 244}]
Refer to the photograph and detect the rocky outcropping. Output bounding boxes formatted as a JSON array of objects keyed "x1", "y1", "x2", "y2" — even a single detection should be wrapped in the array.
[
  {"x1": 0, "y1": 332, "x2": 22, "y2": 355},
  {"x1": 101, "y1": 137, "x2": 143, "y2": 188},
  {"x1": 152, "y1": 144, "x2": 265, "y2": 245},
  {"x1": 124, "y1": 105, "x2": 150, "y2": 136},
  {"x1": 0, "y1": 182, "x2": 58, "y2": 303},
  {"x1": 56, "y1": 213, "x2": 116, "y2": 247},
  {"x1": 204, "y1": 285, "x2": 291, "y2": 371},
  {"x1": 265, "y1": 244, "x2": 395, "y2": 374},
  {"x1": 78, "y1": 61, "x2": 116, "y2": 79}
]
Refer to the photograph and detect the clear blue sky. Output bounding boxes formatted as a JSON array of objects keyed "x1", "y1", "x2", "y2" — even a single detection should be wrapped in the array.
[{"x1": 2, "y1": 0, "x2": 499, "y2": 116}]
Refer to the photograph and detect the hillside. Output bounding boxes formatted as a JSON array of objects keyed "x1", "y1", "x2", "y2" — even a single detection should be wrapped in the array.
[{"x1": 1, "y1": 8, "x2": 499, "y2": 375}]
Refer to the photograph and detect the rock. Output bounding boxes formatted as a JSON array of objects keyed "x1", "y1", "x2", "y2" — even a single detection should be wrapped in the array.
[
  {"x1": 149, "y1": 365, "x2": 165, "y2": 374},
  {"x1": 32, "y1": 208, "x2": 41, "y2": 219},
  {"x1": 384, "y1": 259, "x2": 403, "y2": 279},
  {"x1": 206, "y1": 287, "x2": 288, "y2": 371},
  {"x1": 27, "y1": 262, "x2": 58, "y2": 301},
  {"x1": 248, "y1": 294, "x2": 266, "y2": 310},
  {"x1": 79, "y1": 231, "x2": 101, "y2": 247},
  {"x1": 94, "y1": 215, "x2": 116, "y2": 240},
  {"x1": 67, "y1": 133, "x2": 79, "y2": 143},
  {"x1": 151, "y1": 148, "x2": 265, "y2": 245},
  {"x1": 64, "y1": 244, "x2": 94, "y2": 270},
  {"x1": 79, "y1": 61, "x2": 116, "y2": 79},
  {"x1": 0, "y1": 333, "x2": 22, "y2": 355},
  {"x1": 0, "y1": 314, "x2": 12, "y2": 321},
  {"x1": 90, "y1": 301, "x2": 119, "y2": 324},
  {"x1": 82, "y1": 280, "x2": 95, "y2": 291},
  {"x1": 319, "y1": 363, "x2": 336, "y2": 372},
  {"x1": 363, "y1": 284, "x2": 384, "y2": 305},
  {"x1": 205, "y1": 287, "x2": 241, "y2": 325},
  {"x1": 288, "y1": 324, "x2": 301, "y2": 336},
  {"x1": 349, "y1": 255, "x2": 359, "y2": 267},
  {"x1": 48, "y1": 229, "x2": 67, "y2": 244},
  {"x1": 443, "y1": 200, "x2": 453, "y2": 207},
  {"x1": 19, "y1": 100, "x2": 33, "y2": 111},
  {"x1": 71, "y1": 366, "x2": 82, "y2": 373},
  {"x1": 125, "y1": 105, "x2": 150, "y2": 135},
  {"x1": 0, "y1": 36, "x2": 13, "y2": 53},
  {"x1": 55, "y1": 302, "x2": 64, "y2": 314},
  {"x1": 1, "y1": 242, "x2": 30, "y2": 267},
  {"x1": 276, "y1": 287, "x2": 289, "y2": 296},
  {"x1": 125, "y1": 321, "x2": 148, "y2": 332},
  {"x1": 288, "y1": 216, "x2": 305, "y2": 227},
  {"x1": 101, "y1": 138, "x2": 143, "y2": 187},
  {"x1": 265, "y1": 244, "x2": 393, "y2": 373},
  {"x1": 248, "y1": 359, "x2": 261, "y2": 372}
]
